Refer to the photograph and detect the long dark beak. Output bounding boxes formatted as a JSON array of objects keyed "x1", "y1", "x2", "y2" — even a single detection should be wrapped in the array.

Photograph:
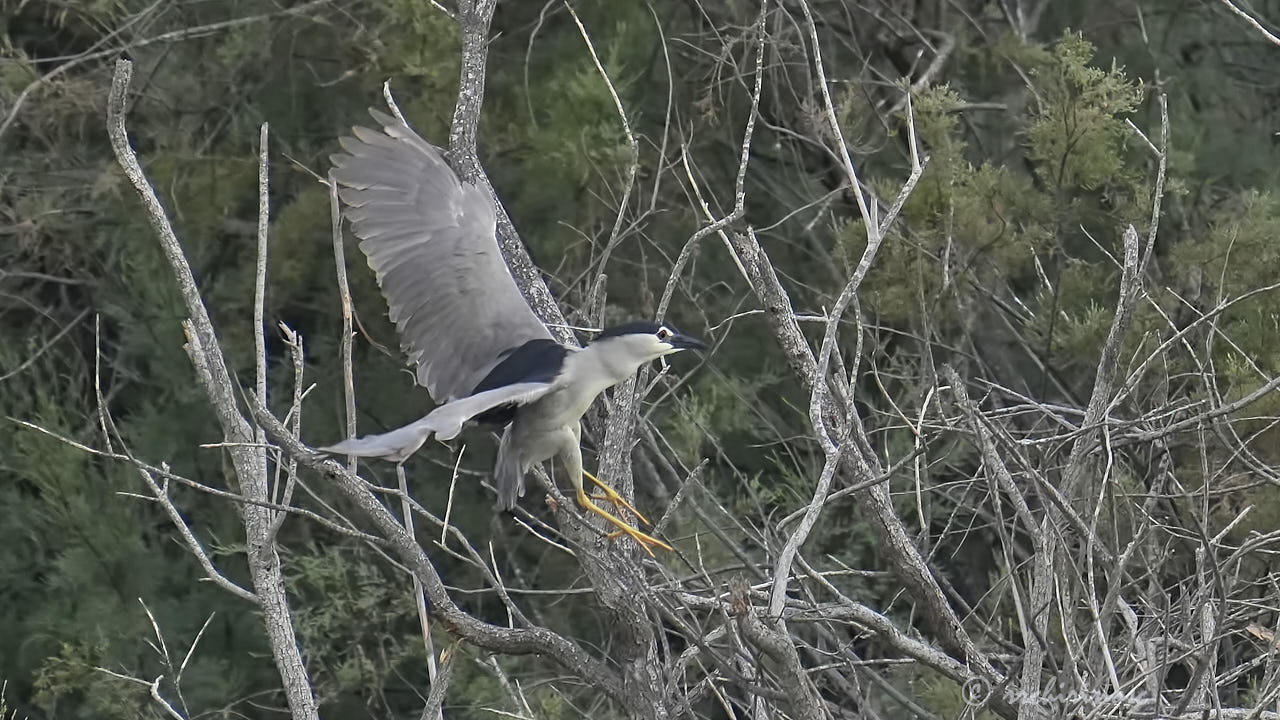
[{"x1": 670, "y1": 333, "x2": 708, "y2": 352}]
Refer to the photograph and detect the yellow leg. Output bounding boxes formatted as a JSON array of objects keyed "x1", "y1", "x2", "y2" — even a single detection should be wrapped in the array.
[
  {"x1": 575, "y1": 488, "x2": 673, "y2": 556},
  {"x1": 582, "y1": 469, "x2": 651, "y2": 526}
]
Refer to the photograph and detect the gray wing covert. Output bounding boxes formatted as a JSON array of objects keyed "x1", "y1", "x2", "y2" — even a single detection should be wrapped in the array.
[{"x1": 330, "y1": 110, "x2": 552, "y2": 402}]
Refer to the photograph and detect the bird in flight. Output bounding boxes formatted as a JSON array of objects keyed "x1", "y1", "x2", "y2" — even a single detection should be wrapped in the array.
[{"x1": 320, "y1": 110, "x2": 706, "y2": 554}]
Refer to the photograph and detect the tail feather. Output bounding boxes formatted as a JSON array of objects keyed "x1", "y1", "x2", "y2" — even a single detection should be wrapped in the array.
[
  {"x1": 322, "y1": 383, "x2": 553, "y2": 467},
  {"x1": 493, "y1": 427, "x2": 526, "y2": 511},
  {"x1": 319, "y1": 420, "x2": 434, "y2": 463}
]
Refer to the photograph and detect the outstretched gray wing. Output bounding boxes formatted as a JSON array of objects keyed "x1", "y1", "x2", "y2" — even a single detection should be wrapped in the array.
[
  {"x1": 319, "y1": 382, "x2": 555, "y2": 462},
  {"x1": 330, "y1": 110, "x2": 552, "y2": 402}
]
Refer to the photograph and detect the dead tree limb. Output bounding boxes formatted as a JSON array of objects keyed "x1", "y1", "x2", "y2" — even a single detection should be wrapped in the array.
[{"x1": 106, "y1": 58, "x2": 318, "y2": 720}]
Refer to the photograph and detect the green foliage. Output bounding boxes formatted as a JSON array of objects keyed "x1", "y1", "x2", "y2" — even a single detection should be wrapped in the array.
[
  {"x1": 6, "y1": 0, "x2": 1280, "y2": 715},
  {"x1": 1165, "y1": 191, "x2": 1280, "y2": 538},
  {"x1": 33, "y1": 641, "x2": 151, "y2": 719},
  {"x1": 287, "y1": 546, "x2": 425, "y2": 709},
  {"x1": 864, "y1": 31, "x2": 1154, "y2": 393},
  {"x1": 1170, "y1": 192, "x2": 1280, "y2": 373},
  {"x1": 1012, "y1": 32, "x2": 1144, "y2": 191},
  {"x1": 887, "y1": 666, "x2": 999, "y2": 720},
  {"x1": 664, "y1": 372, "x2": 764, "y2": 461}
]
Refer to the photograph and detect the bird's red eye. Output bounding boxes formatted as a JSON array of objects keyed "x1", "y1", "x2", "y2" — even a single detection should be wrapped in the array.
[{"x1": 656, "y1": 327, "x2": 672, "y2": 340}]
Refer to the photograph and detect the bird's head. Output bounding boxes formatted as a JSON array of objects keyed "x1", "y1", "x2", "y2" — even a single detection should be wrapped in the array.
[{"x1": 590, "y1": 321, "x2": 708, "y2": 365}]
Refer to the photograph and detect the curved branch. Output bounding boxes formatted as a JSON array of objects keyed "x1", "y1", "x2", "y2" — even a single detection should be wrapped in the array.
[{"x1": 246, "y1": 397, "x2": 627, "y2": 703}]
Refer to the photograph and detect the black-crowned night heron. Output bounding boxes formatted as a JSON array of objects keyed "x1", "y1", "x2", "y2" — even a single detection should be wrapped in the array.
[{"x1": 320, "y1": 110, "x2": 705, "y2": 554}]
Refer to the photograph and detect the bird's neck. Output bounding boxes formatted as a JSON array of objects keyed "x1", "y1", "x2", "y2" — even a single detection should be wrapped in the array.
[{"x1": 567, "y1": 346, "x2": 647, "y2": 400}]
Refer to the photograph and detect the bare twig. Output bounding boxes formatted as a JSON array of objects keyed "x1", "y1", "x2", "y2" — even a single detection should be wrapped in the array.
[
  {"x1": 1214, "y1": 0, "x2": 1280, "y2": 47},
  {"x1": 0, "y1": 307, "x2": 90, "y2": 383},
  {"x1": 731, "y1": 578, "x2": 827, "y2": 720},
  {"x1": 329, "y1": 172, "x2": 358, "y2": 475},
  {"x1": 564, "y1": 1, "x2": 640, "y2": 290},
  {"x1": 138, "y1": 466, "x2": 259, "y2": 603},
  {"x1": 399, "y1": 464, "x2": 440, "y2": 717},
  {"x1": 267, "y1": 322, "x2": 306, "y2": 538},
  {"x1": 657, "y1": 1, "x2": 767, "y2": 320},
  {"x1": 14, "y1": 414, "x2": 384, "y2": 543},
  {"x1": 255, "y1": 122, "x2": 270, "y2": 429}
]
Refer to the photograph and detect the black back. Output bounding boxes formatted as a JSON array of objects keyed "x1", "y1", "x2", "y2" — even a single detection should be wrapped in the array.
[{"x1": 469, "y1": 338, "x2": 568, "y2": 426}]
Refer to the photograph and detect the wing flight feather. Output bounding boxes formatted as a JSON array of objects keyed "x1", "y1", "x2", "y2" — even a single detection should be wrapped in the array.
[{"x1": 330, "y1": 110, "x2": 552, "y2": 402}]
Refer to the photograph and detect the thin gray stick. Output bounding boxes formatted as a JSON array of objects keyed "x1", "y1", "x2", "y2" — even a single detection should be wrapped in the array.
[
  {"x1": 267, "y1": 322, "x2": 305, "y2": 538},
  {"x1": 1215, "y1": 0, "x2": 1280, "y2": 47},
  {"x1": 399, "y1": 464, "x2": 440, "y2": 716},
  {"x1": 767, "y1": 103, "x2": 927, "y2": 620},
  {"x1": 565, "y1": 0, "x2": 640, "y2": 291},
  {"x1": 138, "y1": 467, "x2": 259, "y2": 604},
  {"x1": 657, "y1": 1, "x2": 767, "y2": 320},
  {"x1": 329, "y1": 172, "x2": 358, "y2": 475},
  {"x1": 254, "y1": 122, "x2": 271, "y2": 501}
]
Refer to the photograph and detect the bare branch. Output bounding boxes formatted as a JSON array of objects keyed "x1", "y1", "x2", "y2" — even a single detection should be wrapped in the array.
[
  {"x1": 246, "y1": 396, "x2": 627, "y2": 704},
  {"x1": 446, "y1": 0, "x2": 571, "y2": 343},
  {"x1": 107, "y1": 59, "x2": 317, "y2": 720},
  {"x1": 420, "y1": 644, "x2": 457, "y2": 720},
  {"x1": 1214, "y1": 0, "x2": 1280, "y2": 47},
  {"x1": 399, "y1": 464, "x2": 440, "y2": 717},
  {"x1": 731, "y1": 578, "x2": 827, "y2": 720},
  {"x1": 138, "y1": 467, "x2": 259, "y2": 604}
]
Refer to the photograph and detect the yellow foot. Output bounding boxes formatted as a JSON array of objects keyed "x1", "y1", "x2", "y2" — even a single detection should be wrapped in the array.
[
  {"x1": 582, "y1": 469, "x2": 650, "y2": 526},
  {"x1": 576, "y1": 489, "x2": 673, "y2": 557}
]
